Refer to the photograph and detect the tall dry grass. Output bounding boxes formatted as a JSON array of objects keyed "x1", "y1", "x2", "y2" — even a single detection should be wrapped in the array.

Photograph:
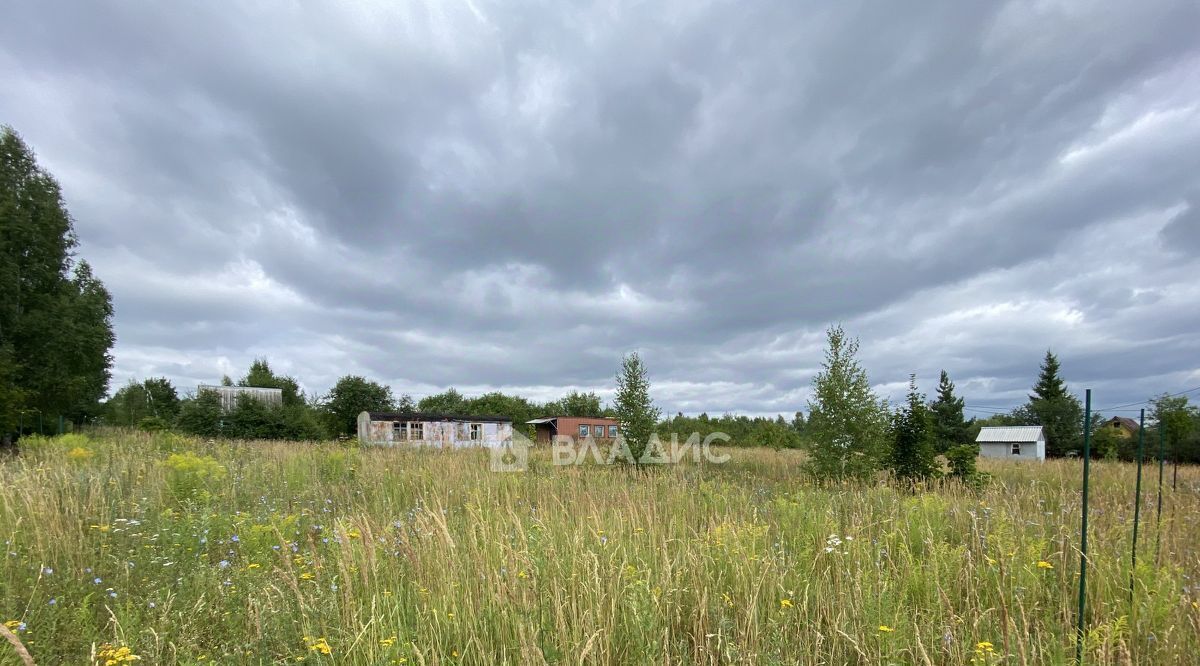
[{"x1": 0, "y1": 431, "x2": 1197, "y2": 664}]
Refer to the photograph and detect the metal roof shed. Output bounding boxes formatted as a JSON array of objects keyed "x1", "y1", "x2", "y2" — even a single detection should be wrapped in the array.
[{"x1": 975, "y1": 426, "x2": 1045, "y2": 461}]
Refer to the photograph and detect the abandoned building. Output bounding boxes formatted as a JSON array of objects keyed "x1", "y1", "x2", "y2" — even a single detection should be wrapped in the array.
[
  {"x1": 197, "y1": 384, "x2": 283, "y2": 411},
  {"x1": 526, "y1": 416, "x2": 620, "y2": 444},
  {"x1": 357, "y1": 411, "x2": 513, "y2": 447},
  {"x1": 975, "y1": 426, "x2": 1046, "y2": 461}
]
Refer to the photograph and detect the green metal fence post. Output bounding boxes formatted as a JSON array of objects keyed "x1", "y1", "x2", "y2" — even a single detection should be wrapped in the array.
[
  {"x1": 1129, "y1": 409, "x2": 1145, "y2": 604},
  {"x1": 1076, "y1": 388, "x2": 1092, "y2": 664},
  {"x1": 1155, "y1": 425, "x2": 1165, "y2": 563}
]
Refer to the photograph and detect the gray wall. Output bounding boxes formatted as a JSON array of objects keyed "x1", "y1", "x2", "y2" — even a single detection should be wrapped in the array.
[{"x1": 978, "y1": 439, "x2": 1044, "y2": 461}]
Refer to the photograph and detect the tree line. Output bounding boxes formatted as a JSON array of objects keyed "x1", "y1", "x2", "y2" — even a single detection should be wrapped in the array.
[
  {"x1": 101, "y1": 359, "x2": 614, "y2": 442},
  {"x1": 1, "y1": 128, "x2": 114, "y2": 446},
  {"x1": 803, "y1": 325, "x2": 1200, "y2": 484}
]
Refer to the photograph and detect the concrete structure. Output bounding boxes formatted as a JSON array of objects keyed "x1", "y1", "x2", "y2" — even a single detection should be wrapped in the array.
[
  {"x1": 976, "y1": 426, "x2": 1046, "y2": 461},
  {"x1": 526, "y1": 416, "x2": 619, "y2": 444},
  {"x1": 357, "y1": 411, "x2": 513, "y2": 448},
  {"x1": 197, "y1": 384, "x2": 283, "y2": 411}
]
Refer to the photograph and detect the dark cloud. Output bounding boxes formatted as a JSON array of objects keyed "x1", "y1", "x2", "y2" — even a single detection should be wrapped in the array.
[{"x1": 2, "y1": 0, "x2": 1198, "y2": 415}]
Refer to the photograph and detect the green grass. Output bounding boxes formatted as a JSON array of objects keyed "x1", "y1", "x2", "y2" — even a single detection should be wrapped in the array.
[{"x1": 1, "y1": 431, "x2": 1197, "y2": 664}]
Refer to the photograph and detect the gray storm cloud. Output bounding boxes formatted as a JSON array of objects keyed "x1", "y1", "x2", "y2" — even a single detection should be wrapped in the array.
[{"x1": 2, "y1": 0, "x2": 1198, "y2": 416}]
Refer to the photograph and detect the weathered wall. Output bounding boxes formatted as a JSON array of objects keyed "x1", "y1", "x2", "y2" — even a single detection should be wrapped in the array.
[{"x1": 360, "y1": 418, "x2": 513, "y2": 448}]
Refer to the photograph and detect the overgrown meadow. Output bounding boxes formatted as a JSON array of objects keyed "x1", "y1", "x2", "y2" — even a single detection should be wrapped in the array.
[{"x1": 1, "y1": 431, "x2": 1197, "y2": 665}]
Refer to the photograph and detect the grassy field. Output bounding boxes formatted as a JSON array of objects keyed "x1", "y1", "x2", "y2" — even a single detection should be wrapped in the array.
[{"x1": 1, "y1": 431, "x2": 1197, "y2": 665}]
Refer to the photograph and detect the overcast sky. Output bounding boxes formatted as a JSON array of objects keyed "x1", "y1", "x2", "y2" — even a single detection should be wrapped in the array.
[{"x1": 3, "y1": 1, "x2": 1198, "y2": 418}]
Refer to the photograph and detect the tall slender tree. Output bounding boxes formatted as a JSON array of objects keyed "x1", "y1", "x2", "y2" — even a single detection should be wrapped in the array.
[
  {"x1": 806, "y1": 325, "x2": 889, "y2": 481},
  {"x1": 929, "y1": 370, "x2": 970, "y2": 454},
  {"x1": 889, "y1": 375, "x2": 938, "y2": 482},
  {"x1": 613, "y1": 352, "x2": 660, "y2": 466},
  {"x1": 1026, "y1": 351, "x2": 1083, "y2": 457}
]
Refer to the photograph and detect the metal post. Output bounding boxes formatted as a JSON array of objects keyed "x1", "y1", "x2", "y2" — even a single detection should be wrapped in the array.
[
  {"x1": 1129, "y1": 409, "x2": 1145, "y2": 603},
  {"x1": 1076, "y1": 389, "x2": 1092, "y2": 664},
  {"x1": 1155, "y1": 426, "x2": 1165, "y2": 562}
]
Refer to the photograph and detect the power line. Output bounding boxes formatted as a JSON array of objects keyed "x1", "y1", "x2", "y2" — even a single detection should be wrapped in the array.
[{"x1": 1095, "y1": 385, "x2": 1200, "y2": 412}]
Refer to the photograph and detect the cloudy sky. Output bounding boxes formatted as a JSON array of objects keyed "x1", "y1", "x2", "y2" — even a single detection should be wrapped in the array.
[{"x1": 3, "y1": 1, "x2": 1198, "y2": 417}]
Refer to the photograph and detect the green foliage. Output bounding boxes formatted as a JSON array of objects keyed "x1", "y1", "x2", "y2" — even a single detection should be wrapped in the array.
[
  {"x1": 613, "y1": 352, "x2": 661, "y2": 465},
  {"x1": 1026, "y1": 351, "x2": 1083, "y2": 457},
  {"x1": 164, "y1": 452, "x2": 227, "y2": 503},
  {"x1": 889, "y1": 375, "x2": 938, "y2": 483},
  {"x1": 239, "y1": 358, "x2": 303, "y2": 406},
  {"x1": 0, "y1": 127, "x2": 114, "y2": 436},
  {"x1": 806, "y1": 325, "x2": 889, "y2": 481},
  {"x1": 323, "y1": 375, "x2": 394, "y2": 437},
  {"x1": 417, "y1": 388, "x2": 468, "y2": 414},
  {"x1": 176, "y1": 389, "x2": 223, "y2": 437},
  {"x1": 137, "y1": 415, "x2": 170, "y2": 432},
  {"x1": 945, "y1": 443, "x2": 980, "y2": 482},
  {"x1": 546, "y1": 391, "x2": 607, "y2": 417},
  {"x1": 661, "y1": 412, "x2": 802, "y2": 449},
  {"x1": 105, "y1": 377, "x2": 181, "y2": 426},
  {"x1": 930, "y1": 370, "x2": 970, "y2": 454},
  {"x1": 1150, "y1": 394, "x2": 1197, "y2": 463},
  {"x1": 225, "y1": 392, "x2": 278, "y2": 439}
]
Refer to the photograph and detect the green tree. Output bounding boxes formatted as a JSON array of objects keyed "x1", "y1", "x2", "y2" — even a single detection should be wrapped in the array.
[
  {"x1": 0, "y1": 127, "x2": 114, "y2": 439},
  {"x1": 239, "y1": 358, "x2": 303, "y2": 406},
  {"x1": 889, "y1": 375, "x2": 938, "y2": 483},
  {"x1": 225, "y1": 393, "x2": 278, "y2": 440},
  {"x1": 929, "y1": 370, "x2": 970, "y2": 455},
  {"x1": 105, "y1": 377, "x2": 180, "y2": 426},
  {"x1": 177, "y1": 389, "x2": 223, "y2": 437},
  {"x1": 323, "y1": 376, "x2": 394, "y2": 437},
  {"x1": 613, "y1": 352, "x2": 660, "y2": 466},
  {"x1": 805, "y1": 325, "x2": 889, "y2": 481},
  {"x1": 1151, "y1": 394, "x2": 1197, "y2": 464},
  {"x1": 1026, "y1": 351, "x2": 1083, "y2": 457},
  {"x1": 418, "y1": 388, "x2": 468, "y2": 415},
  {"x1": 548, "y1": 391, "x2": 605, "y2": 417}
]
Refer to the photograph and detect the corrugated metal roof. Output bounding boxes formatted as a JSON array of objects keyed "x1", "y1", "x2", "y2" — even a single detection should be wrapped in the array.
[
  {"x1": 526, "y1": 418, "x2": 556, "y2": 424},
  {"x1": 976, "y1": 426, "x2": 1043, "y2": 442}
]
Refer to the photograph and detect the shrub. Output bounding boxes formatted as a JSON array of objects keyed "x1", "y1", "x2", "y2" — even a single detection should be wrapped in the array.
[
  {"x1": 137, "y1": 415, "x2": 169, "y2": 432},
  {"x1": 164, "y1": 452, "x2": 227, "y2": 503}
]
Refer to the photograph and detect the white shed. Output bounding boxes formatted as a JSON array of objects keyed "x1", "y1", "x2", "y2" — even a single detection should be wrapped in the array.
[{"x1": 976, "y1": 426, "x2": 1045, "y2": 461}]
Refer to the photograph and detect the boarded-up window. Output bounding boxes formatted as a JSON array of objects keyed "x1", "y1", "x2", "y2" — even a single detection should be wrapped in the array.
[
  {"x1": 409, "y1": 422, "x2": 424, "y2": 440},
  {"x1": 392, "y1": 422, "x2": 406, "y2": 439}
]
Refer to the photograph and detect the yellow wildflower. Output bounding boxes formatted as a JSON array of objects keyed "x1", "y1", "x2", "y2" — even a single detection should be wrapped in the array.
[
  {"x1": 878, "y1": 625, "x2": 894, "y2": 633},
  {"x1": 299, "y1": 572, "x2": 315, "y2": 580},
  {"x1": 779, "y1": 599, "x2": 794, "y2": 609},
  {"x1": 1037, "y1": 561, "x2": 1054, "y2": 570},
  {"x1": 976, "y1": 641, "x2": 995, "y2": 652},
  {"x1": 96, "y1": 643, "x2": 141, "y2": 664},
  {"x1": 246, "y1": 563, "x2": 261, "y2": 570},
  {"x1": 3, "y1": 620, "x2": 20, "y2": 630},
  {"x1": 307, "y1": 637, "x2": 332, "y2": 655},
  {"x1": 380, "y1": 636, "x2": 397, "y2": 647}
]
